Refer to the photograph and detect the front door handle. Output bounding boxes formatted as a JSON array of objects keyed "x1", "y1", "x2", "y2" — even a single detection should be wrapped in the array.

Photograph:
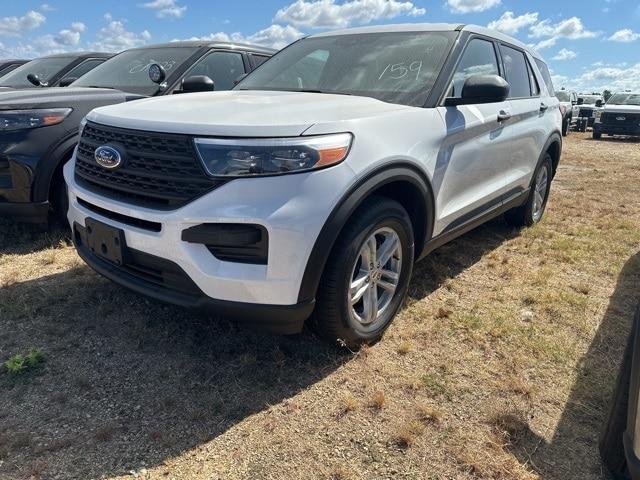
[
  {"x1": 540, "y1": 103, "x2": 549, "y2": 112},
  {"x1": 497, "y1": 110, "x2": 511, "y2": 122}
]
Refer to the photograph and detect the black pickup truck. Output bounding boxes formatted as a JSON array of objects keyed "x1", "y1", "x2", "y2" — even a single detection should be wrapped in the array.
[{"x1": 0, "y1": 41, "x2": 275, "y2": 225}]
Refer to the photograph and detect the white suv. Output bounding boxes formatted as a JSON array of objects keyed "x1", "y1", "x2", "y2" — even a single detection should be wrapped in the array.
[{"x1": 65, "y1": 24, "x2": 562, "y2": 347}]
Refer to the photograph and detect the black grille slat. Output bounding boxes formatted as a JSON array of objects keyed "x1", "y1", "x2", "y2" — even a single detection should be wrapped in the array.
[
  {"x1": 75, "y1": 122, "x2": 226, "y2": 209},
  {"x1": 601, "y1": 112, "x2": 640, "y2": 126}
]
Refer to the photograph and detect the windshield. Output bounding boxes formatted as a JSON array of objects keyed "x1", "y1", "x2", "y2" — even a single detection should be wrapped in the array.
[
  {"x1": 556, "y1": 91, "x2": 570, "y2": 102},
  {"x1": 580, "y1": 95, "x2": 601, "y2": 105},
  {"x1": 72, "y1": 47, "x2": 199, "y2": 95},
  {"x1": 0, "y1": 56, "x2": 74, "y2": 88},
  {"x1": 607, "y1": 93, "x2": 640, "y2": 106},
  {"x1": 237, "y1": 31, "x2": 457, "y2": 107}
]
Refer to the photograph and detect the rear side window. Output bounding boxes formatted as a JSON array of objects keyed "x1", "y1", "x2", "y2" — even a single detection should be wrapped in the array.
[
  {"x1": 250, "y1": 54, "x2": 270, "y2": 69},
  {"x1": 449, "y1": 38, "x2": 499, "y2": 98},
  {"x1": 534, "y1": 58, "x2": 555, "y2": 96},
  {"x1": 500, "y1": 45, "x2": 531, "y2": 98},
  {"x1": 184, "y1": 51, "x2": 246, "y2": 91},
  {"x1": 61, "y1": 58, "x2": 105, "y2": 82}
]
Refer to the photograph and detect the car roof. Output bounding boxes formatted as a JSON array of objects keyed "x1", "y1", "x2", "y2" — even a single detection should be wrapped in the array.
[
  {"x1": 126, "y1": 40, "x2": 276, "y2": 55},
  {"x1": 309, "y1": 23, "x2": 544, "y2": 61},
  {"x1": 0, "y1": 59, "x2": 27, "y2": 63},
  {"x1": 36, "y1": 51, "x2": 114, "y2": 59}
]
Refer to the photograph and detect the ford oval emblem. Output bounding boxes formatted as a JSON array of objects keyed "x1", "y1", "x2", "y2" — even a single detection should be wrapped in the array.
[
  {"x1": 94, "y1": 145, "x2": 123, "y2": 170},
  {"x1": 616, "y1": 116, "x2": 626, "y2": 121}
]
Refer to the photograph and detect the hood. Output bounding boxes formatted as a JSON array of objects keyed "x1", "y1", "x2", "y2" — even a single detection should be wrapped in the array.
[
  {"x1": 0, "y1": 87, "x2": 140, "y2": 110},
  {"x1": 86, "y1": 90, "x2": 414, "y2": 137},
  {"x1": 603, "y1": 104, "x2": 640, "y2": 114}
]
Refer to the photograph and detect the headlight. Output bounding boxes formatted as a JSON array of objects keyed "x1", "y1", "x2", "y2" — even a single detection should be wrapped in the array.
[
  {"x1": 194, "y1": 133, "x2": 353, "y2": 177},
  {"x1": 0, "y1": 108, "x2": 72, "y2": 132},
  {"x1": 78, "y1": 116, "x2": 88, "y2": 136}
]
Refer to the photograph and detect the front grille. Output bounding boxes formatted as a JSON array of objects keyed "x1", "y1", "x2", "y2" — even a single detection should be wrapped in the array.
[
  {"x1": 601, "y1": 112, "x2": 640, "y2": 126},
  {"x1": 578, "y1": 108, "x2": 594, "y2": 118},
  {"x1": 75, "y1": 122, "x2": 226, "y2": 209}
]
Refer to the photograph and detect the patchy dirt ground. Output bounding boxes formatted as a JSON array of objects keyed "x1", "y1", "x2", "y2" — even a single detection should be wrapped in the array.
[{"x1": 0, "y1": 133, "x2": 639, "y2": 480}]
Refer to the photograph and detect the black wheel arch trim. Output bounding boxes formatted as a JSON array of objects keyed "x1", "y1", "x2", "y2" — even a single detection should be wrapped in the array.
[
  {"x1": 297, "y1": 162, "x2": 434, "y2": 303},
  {"x1": 32, "y1": 129, "x2": 79, "y2": 203},
  {"x1": 535, "y1": 131, "x2": 562, "y2": 181}
]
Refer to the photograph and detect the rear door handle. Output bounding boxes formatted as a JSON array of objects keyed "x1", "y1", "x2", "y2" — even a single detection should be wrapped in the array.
[
  {"x1": 497, "y1": 110, "x2": 511, "y2": 122},
  {"x1": 540, "y1": 103, "x2": 549, "y2": 112}
]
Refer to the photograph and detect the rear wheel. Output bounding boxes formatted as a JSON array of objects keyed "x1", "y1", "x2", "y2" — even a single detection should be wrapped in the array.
[
  {"x1": 311, "y1": 197, "x2": 414, "y2": 348},
  {"x1": 505, "y1": 154, "x2": 552, "y2": 228}
]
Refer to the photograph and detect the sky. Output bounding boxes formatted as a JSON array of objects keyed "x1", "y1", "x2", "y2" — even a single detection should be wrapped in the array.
[{"x1": 0, "y1": 0, "x2": 639, "y2": 93}]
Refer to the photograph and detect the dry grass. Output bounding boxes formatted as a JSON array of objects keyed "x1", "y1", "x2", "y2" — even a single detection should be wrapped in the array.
[{"x1": 0, "y1": 133, "x2": 638, "y2": 479}]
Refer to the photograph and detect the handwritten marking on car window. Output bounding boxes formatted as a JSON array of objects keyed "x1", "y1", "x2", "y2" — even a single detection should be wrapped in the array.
[
  {"x1": 378, "y1": 61, "x2": 423, "y2": 81},
  {"x1": 129, "y1": 60, "x2": 177, "y2": 74}
]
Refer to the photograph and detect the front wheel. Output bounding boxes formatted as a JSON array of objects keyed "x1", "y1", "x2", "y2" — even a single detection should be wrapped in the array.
[
  {"x1": 505, "y1": 154, "x2": 552, "y2": 228},
  {"x1": 562, "y1": 117, "x2": 570, "y2": 136},
  {"x1": 311, "y1": 197, "x2": 414, "y2": 348},
  {"x1": 593, "y1": 130, "x2": 602, "y2": 140}
]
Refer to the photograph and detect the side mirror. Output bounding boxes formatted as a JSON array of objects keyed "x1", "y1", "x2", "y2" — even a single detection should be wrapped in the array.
[
  {"x1": 182, "y1": 75, "x2": 215, "y2": 93},
  {"x1": 27, "y1": 73, "x2": 41, "y2": 86},
  {"x1": 595, "y1": 99, "x2": 604, "y2": 107},
  {"x1": 444, "y1": 75, "x2": 509, "y2": 107},
  {"x1": 148, "y1": 63, "x2": 166, "y2": 84},
  {"x1": 577, "y1": 98, "x2": 584, "y2": 105},
  {"x1": 58, "y1": 77, "x2": 77, "y2": 87},
  {"x1": 234, "y1": 73, "x2": 248, "y2": 85}
]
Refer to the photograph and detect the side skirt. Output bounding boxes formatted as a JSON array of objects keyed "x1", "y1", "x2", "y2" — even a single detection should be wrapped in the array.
[{"x1": 419, "y1": 188, "x2": 530, "y2": 260}]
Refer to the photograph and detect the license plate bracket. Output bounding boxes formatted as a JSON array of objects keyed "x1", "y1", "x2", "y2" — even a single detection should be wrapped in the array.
[{"x1": 84, "y1": 217, "x2": 127, "y2": 266}]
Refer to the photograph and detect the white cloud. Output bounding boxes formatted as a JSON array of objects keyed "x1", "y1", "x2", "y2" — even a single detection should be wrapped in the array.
[
  {"x1": 0, "y1": 10, "x2": 46, "y2": 37},
  {"x1": 90, "y1": 16, "x2": 151, "y2": 52},
  {"x1": 530, "y1": 37, "x2": 557, "y2": 50},
  {"x1": 552, "y1": 48, "x2": 576, "y2": 61},
  {"x1": 608, "y1": 29, "x2": 640, "y2": 42},
  {"x1": 190, "y1": 24, "x2": 304, "y2": 50},
  {"x1": 40, "y1": 3, "x2": 55, "y2": 11},
  {"x1": 555, "y1": 63, "x2": 640, "y2": 92},
  {"x1": 274, "y1": 0, "x2": 424, "y2": 29},
  {"x1": 447, "y1": 0, "x2": 501, "y2": 14},
  {"x1": 142, "y1": 0, "x2": 187, "y2": 19},
  {"x1": 36, "y1": 21, "x2": 87, "y2": 51},
  {"x1": 487, "y1": 11, "x2": 538, "y2": 35},
  {"x1": 527, "y1": 16, "x2": 598, "y2": 51},
  {"x1": 529, "y1": 16, "x2": 597, "y2": 40}
]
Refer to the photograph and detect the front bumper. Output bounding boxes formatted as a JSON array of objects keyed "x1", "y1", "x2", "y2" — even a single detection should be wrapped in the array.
[
  {"x1": 64, "y1": 154, "x2": 355, "y2": 325},
  {"x1": 0, "y1": 200, "x2": 49, "y2": 223},
  {"x1": 595, "y1": 123, "x2": 640, "y2": 136}
]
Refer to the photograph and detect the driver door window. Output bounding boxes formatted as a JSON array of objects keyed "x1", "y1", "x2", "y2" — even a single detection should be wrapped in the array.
[
  {"x1": 448, "y1": 38, "x2": 500, "y2": 98},
  {"x1": 181, "y1": 51, "x2": 246, "y2": 91}
]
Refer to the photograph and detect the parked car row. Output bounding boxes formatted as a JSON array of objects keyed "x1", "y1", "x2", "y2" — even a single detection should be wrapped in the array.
[
  {"x1": 2, "y1": 23, "x2": 563, "y2": 347},
  {"x1": 0, "y1": 41, "x2": 274, "y2": 223},
  {"x1": 554, "y1": 89, "x2": 639, "y2": 140}
]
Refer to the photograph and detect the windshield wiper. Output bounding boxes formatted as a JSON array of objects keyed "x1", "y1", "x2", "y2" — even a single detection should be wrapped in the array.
[{"x1": 238, "y1": 87, "x2": 351, "y2": 95}]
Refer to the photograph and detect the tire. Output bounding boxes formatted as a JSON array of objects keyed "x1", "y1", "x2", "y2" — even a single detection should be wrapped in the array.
[
  {"x1": 562, "y1": 116, "x2": 570, "y2": 136},
  {"x1": 311, "y1": 196, "x2": 414, "y2": 349},
  {"x1": 600, "y1": 306, "x2": 639, "y2": 478},
  {"x1": 593, "y1": 130, "x2": 602, "y2": 140},
  {"x1": 51, "y1": 169, "x2": 69, "y2": 227},
  {"x1": 505, "y1": 153, "x2": 552, "y2": 228}
]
